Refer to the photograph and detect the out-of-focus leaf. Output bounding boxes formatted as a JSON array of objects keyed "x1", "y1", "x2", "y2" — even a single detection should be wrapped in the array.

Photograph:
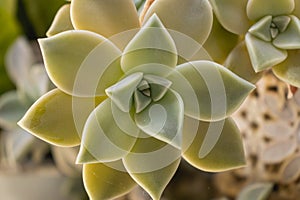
[{"x1": 237, "y1": 183, "x2": 273, "y2": 200}]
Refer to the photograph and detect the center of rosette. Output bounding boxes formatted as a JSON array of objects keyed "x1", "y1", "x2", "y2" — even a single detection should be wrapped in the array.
[
  {"x1": 248, "y1": 15, "x2": 291, "y2": 42},
  {"x1": 105, "y1": 72, "x2": 172, "y2": 113}
]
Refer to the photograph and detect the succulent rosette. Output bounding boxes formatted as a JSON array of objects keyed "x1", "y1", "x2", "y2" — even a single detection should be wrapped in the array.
[
  {"x1": 18, "y1": 0, "x2": 255, "y2": 199},
  {"x1": 210, "y1": 0, "x2": 300, "y2": 86}
]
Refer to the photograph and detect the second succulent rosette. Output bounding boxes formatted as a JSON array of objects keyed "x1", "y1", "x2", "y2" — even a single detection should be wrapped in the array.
[
  {"x1": 18, "y1": 0, "x2": 255, "y2": 199},
  {"x1": 210, "y1": 0, "x2": 300, "y2": 87}
]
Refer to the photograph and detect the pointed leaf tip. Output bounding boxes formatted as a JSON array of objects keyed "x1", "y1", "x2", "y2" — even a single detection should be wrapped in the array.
[
  {"x1": 83, "y1": 162, "x2": 136, "y2": 200},
  {"x1": 121, "y1": 13, "x2": 177, "y2": 72},
  {"x1": 18, "y1": 89, "x2": 81, "y2": 147},
  {"x1": 170, "y1": 61, "x2": 255, "y2": 121},
  {"x1": 183, "y1": 117, "x2": 246, "y2": 172}
]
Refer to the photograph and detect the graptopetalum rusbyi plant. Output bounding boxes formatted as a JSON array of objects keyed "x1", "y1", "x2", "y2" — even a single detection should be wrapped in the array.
[
  {"x1": 18, "y1": 0, "x2": 255, "y2": 199},
  {"x1": 209, "y1": 0, "x2": 300, "y2": 88}
]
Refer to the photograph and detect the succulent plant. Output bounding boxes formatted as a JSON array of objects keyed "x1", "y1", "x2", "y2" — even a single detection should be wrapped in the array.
[
  {"x1": 214, "y1": 72, "x2": 300, "y2": 200},
  {"x1": 210, "y1": 0, "x2": 300, "y2": 87},
  {"x1": 18, "y1": 0, "x2": 255, "y2": 199}
]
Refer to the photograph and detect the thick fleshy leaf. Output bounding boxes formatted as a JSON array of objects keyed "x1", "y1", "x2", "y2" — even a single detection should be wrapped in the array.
[
  {"x1": 2, "y1": 128, "x2": 36, "y2": 162},
  {"x1": 246, "y1": 0, "x2": 295, "y2": 21},
  {"x1": 83, "y1": 161, "x2": 136, "y2": 200},
  {"x1": 143, "y1": 74, "x2": 172, "y2": 102},
  {"x1": 24, "y1": 64, "x2": 49, "y2": 101},
  {"x1": 51, "y1": 146, "x2": 81, "y2": 177},
  {"x1": 106, "y1": 73, "x2": 143, "y2": 112},
  {"x1": 225, "y1": 41, "x2": 263, "y2": 83},
  {"x1": 295, "y1": 0, "x2": 300, "y2": 19},
  {"x1": 135, "y1": 90, "x2": 183, "y2": 149},
  {"x1": 273, "y1": 15, "x2": 291, "y2": 33},
  {"x1": 18, "y1": 89, "x2": 103, "y2": 147},
  {"x1": 121, "y1": 14, "x2": 177, "y2": 72},
  {"x1": 5, "y1": 37, "x2": 34, "y2": 88},
  {"x1": 0, "y1": 91, "x2": 27, "y2": 129},
  {"x1": 71, "y1": 0, "x2": 140, "y2": 38},
  {"x1": 169, "y1": 61, "x2": 255, "y2": 121},
  {"x1": 182, "y1": 117, "x2": 245, "y2": 172},
  {"x1": 210, "y1": 0, "x2": 250, "y2": 34},
  {"x1": 46, "y1": 4, "x2": 74, "y2": 37},
  {"x1": 134, "y1": 90, "x2": 152, "y2": 113},
  {"x1": 143, "y1": 0, "x2": 213, "y2": 45},
  {"x1": 39, "y1": 30, "x2": 122, "y2": 97},
  {"x1": 248, "y1": 15, "x2": 272, "y2": 42},
  {"x1": 273, "y1": 50, "x2": 300, "y2": 87},
  {"x1": 123, "y1": 135, "x2": 181, "y2": 200},
  {"x1": 237, "y1": 183, "x2": 273, "y2": 200},
  {"x1": 273, "y1": 16, "x2": 300, "y2": 49},
  {"x1": 203, "y1": 14, "x2": 239, "y2": 63},
  {"x1": 77, "y1": 99, "x2": 137, "y2": 163},
  {"x1": 245, "y1": 33, "x2": 288, "y2": 72}
]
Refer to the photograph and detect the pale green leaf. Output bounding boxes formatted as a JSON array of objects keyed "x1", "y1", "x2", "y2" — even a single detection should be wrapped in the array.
[
  {"x1": 143, "y1": 0, "x2": 213, "y2": 45},
  {"x1": 273, "y1": 50, "x2": 300, "y2": 87},
  {"x1": 77, "y1": 99, "x2": 137, "y2": 163},
  {"x1": 39, "y1": 30, "x2": 122, "y2": 97},
  {"x1": 273, "y1": 16, "x2": 300, "y2": 49},
  {"x1": 2, "y1": 128, "x2": 36, "y2": 162},
  {"x1": 209, "y1": 0, "x2": 250, "y2": 34},
  {"x1": 203, "y1": 14, "x2": 239, "y2": 63},
  {"x1": 182, "y1": 117, "x2": 245, "y2": 172},
  {"x1": 5, "y1": 37, "x2": 34, "y2": 88},
  {"x1": 106, "y1": 73, "x2": 143, "y2": 112},
  {"x1": 248, "y1": 15, "x2": 272, "y2": 42},
  {"x1": 246, "y1": 0, "x2": 294, "y2": 21},
  {"x1": 18, "y1": 89, "x2": 104, "y2": 147},
  {"x1": 294, "y1": 0, "x2": 300, "y2": 19},
  {"x1": 83, "y1": 161, "x2": 136, "y2": 200},
  {"x1": 123, "y1": 136, "x2": 181, "y2": 200},
  {"x1": 46, "y1": 4, "x2": 74, "y2": 37},
  {"x1": 25, "y1": 64, "x2": 49, "y2": 100},
  {"x1": 135, "y1": 90, "x2": 183, "y2": 149},
  {"x1": 168, "y1": 61, "x2": 255, "y2": 121},
  {"x1": 0, "y1": 91, "x2": 27, "y2": 129},
  {"x1": 237, "y1": 183, "x2": 273, "y2": 200},
  {"x1": 143, "y1": 74, "x2": 172, "y2": 102},
  {"x1": 121, "y1": 14, "x2": 177, "y2": 72},
  {"x1": 71, "y1": 0, "x2": 140, "y2": 38},
  {"x1": 245, "y1": 33, "x2": 288, "y2": 72},
  {"x1": 225, "y1": 41, "x2": 263, "y2": 83}
]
